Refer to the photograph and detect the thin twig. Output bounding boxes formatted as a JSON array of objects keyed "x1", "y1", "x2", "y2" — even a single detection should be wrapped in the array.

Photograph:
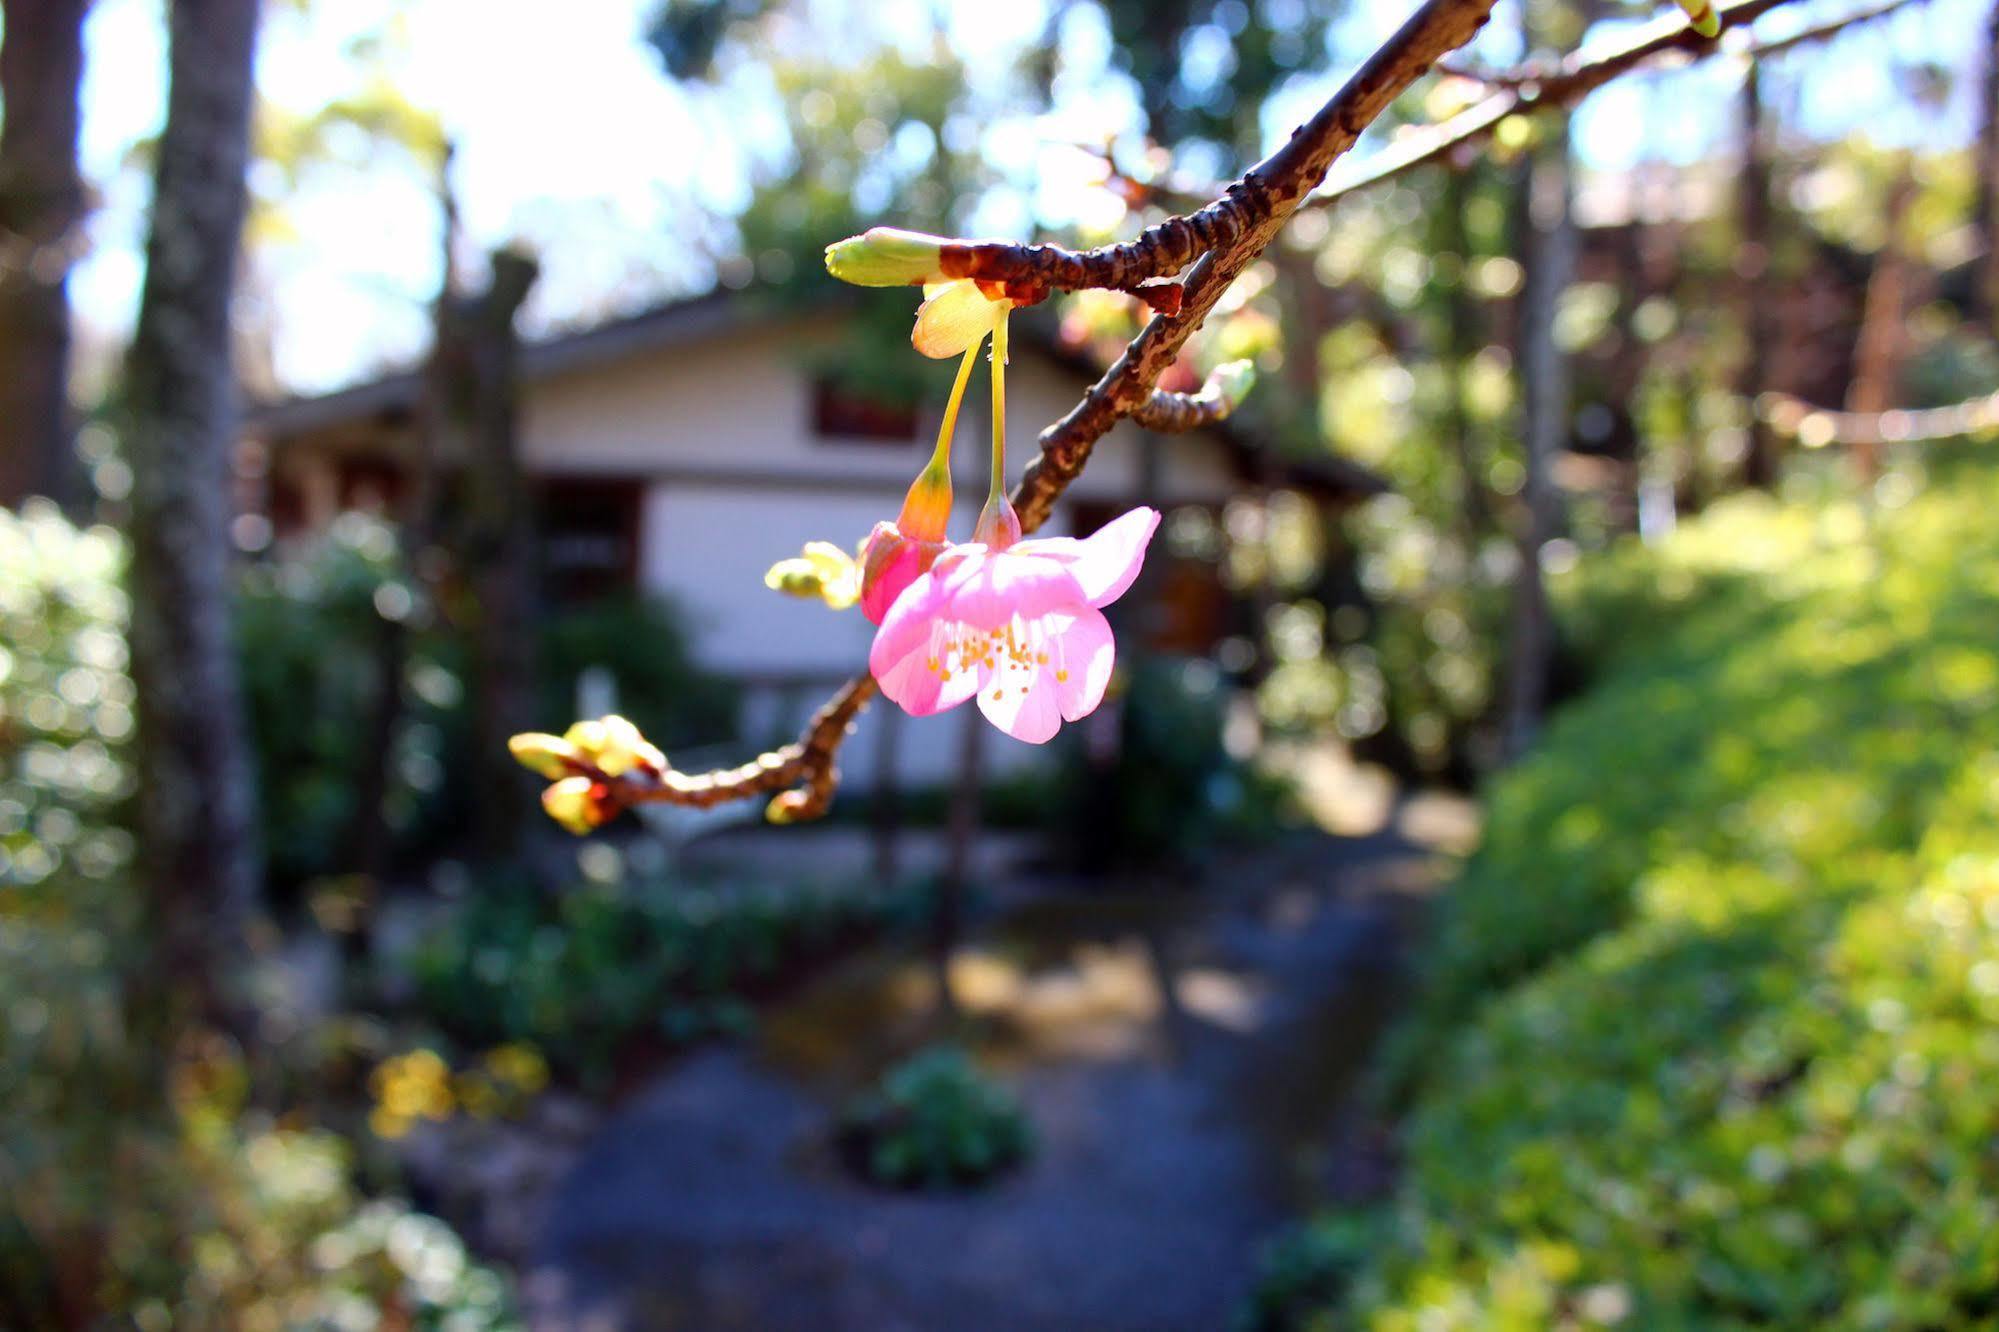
[
  {"x1": 600, "y1": 0, "x2": 1499, "y2": 818},
  {"x1": 1131, "y1": 381, "x2": 1245, "y2": 434},
  {"x1": 1760, "y1": 387, "x2": 1999, "y2": 449},
  {"x1": 1303, "y1": 0, "x2": 1914, "y2": 208}
]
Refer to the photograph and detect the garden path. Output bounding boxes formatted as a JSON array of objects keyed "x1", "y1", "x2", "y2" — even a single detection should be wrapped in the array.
[{"x1": 522, "y1": 809, "x2": 1457, "y2": 1332}]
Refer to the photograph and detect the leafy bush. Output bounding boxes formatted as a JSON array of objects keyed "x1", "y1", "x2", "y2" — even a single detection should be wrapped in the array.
[
  {"x1": 236, "y1": 519, "x2": 734, "y2": 886},
  {"x1": 536, "y1": 590, "x2": 739, "y2": 751},
  {"x1": 1311, "y1": 468, "x2": 1999, "y2": 1326},
  {"x1": 838, "y1": 1045, "x2": 1031, "y2": 1190},
  {"x1": 236, "y1": 515, "x2": 465, "y2": 888},
  {"x1": 406, "y1": 875, "x2": 914, "y2": 1087},
  {"x1": 1061, "y1": 655, "x2": 1295, "y2": 874},
  {"x1": 0, "y1": 506, "x2": 511, "y2": 1328}
]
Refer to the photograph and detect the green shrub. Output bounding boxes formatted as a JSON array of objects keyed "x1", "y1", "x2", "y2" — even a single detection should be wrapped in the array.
[
  {"x1": 838, "y1": 1044, "x2": 1031, "y2": 1190},
  {"x1": 0, "y1": 506, "x2": 511, "y2": 1328},
  {"x1": 236, "y1": 515, "x2": 465, "y2": 888},
  {"x1": 405, "y1": 875, "x2": 915, "y2": 1087},
  {"x1": 236, "y1": 519, "x2": 734, "y2": 886},
  {"x1": 1061, "y1": 654, "x2": 1296, "y2": 874},
  {"x1": 1316, "y1": 469, "x2": 1999, "y2": 1327},
  {"x1": 535, "y1": 590, "x2": 739, "y2": 751}
]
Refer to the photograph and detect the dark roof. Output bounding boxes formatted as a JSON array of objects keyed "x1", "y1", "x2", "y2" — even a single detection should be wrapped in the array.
[{"x1": 247, "y1": 287, "x2": 1385, "y2": 500}]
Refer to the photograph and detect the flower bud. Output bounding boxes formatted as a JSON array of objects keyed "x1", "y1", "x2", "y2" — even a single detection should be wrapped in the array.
[
  {"x1": 895, "y1": 460, "x2": 954, "y2": 544},
  {"x1": 858, "y1": 520, "x2": 948, "y2": 625},
  {"x1": 508, "y1": 732, "x2": 580, "y2": 780},
  {"x1": 973, "y1": 493, "x2": 1022, "y2": 552},
  {"x1": 765, "y1": 541, "x2": 861, "y2": 610},
  {"x1": 1672, "y1": 0, "x2": 1720, "y2": 36},
  {"x1": 1208, "y1": 360, "x2": 1257, "y2": 412},
  {"x1": 542, "y1": 776, "x2": 610, "y2": 835},
  {"x1": 824, "y1": 227, "x2": 950, "y2": 287}
]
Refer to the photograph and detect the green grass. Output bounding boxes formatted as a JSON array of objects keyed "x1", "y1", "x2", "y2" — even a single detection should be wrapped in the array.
[{"x1": 1323, "y1": 468, "x2": 1999, "y2": 1329}]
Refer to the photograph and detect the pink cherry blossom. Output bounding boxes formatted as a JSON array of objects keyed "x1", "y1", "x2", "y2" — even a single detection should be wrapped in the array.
[{"x1": 868, "y1": 506, "x2": 1160, "y2": 743}]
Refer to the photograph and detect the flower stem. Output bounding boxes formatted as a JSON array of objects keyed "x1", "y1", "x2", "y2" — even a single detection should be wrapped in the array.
[
  {"x1": 975, "y1": 309, "x2": 1021, "y2": 550},
  {"x1": 989, "y1": 309, "x2": 1009, "y2": 497},
  {"x1": 930, "y1": 337, "x2": 982, "y2": 474}
]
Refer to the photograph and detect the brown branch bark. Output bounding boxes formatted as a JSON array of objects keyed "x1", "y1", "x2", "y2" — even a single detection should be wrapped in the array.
[
  {"x1": 601, "y1": 0, "x2": 1498, "y2": 819},
  {"x1": 1303, "y1": 0, "x2": 1912, "y2": 211},
  {"x1": 1760, "y1": 389, "x2": 1999, "y2": 449}
]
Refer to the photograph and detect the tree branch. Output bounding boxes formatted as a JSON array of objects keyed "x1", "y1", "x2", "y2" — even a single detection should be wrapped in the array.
[
  {"x1": 1303, "y1": 0, "x2": 1913, "y2": 209},
  {"x1": 585, "y1": 0, "x2": 1499, "y2": 820},
  {"x1": 1760, "y1": 388, "x2": 1999, "y2": 450}
]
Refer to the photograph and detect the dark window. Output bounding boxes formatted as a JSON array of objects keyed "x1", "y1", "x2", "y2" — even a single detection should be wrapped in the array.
[
  {"x1": 538, "y1": 478, "x2": 643, "y2": 602},
  {"x1": 811, "y1": 379, "x2": 918, "y2": 443}
]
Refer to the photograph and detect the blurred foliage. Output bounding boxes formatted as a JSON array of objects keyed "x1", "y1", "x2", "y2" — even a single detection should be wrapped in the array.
[
  {"x1": 405, "y1": 873, "x2": 920, "y2": 1089},
  {"x1": 535, "y1": 589, "x2": 740, "y2": 752},
  {"x1": 1059, "y1": 654, "x2": 1298, "y2": 875},
  {"x1": 366, "y1": 1042, "x2": 549, "y2": 1141},
  {"x1": 237, "y1": 515, "x2": 462, "y2": 888},
  {"x1": 0, "y1": 506, "x2": 510, "y2": 1329},
  {"x1": 1291, "y1": 455, "x2": 1999, "y2": 1326},
  {"x1": 837, "y1": 1044, "x2": 1032, "y2": 1190},
  {"x1": 236, "y1": 516, "x2": 732, "y2": 890}
]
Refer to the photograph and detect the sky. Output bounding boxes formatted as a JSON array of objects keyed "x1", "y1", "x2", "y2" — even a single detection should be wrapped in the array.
[{"x1": 57, "y1": 0, "x2": 1986, "y2": 396}]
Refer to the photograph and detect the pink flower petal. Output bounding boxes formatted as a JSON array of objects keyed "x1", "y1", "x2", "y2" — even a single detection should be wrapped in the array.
[
  {"x1": 978, "y1": 660, "x2": 1064, "y2": 743},
  {"x1": 859, "y1": 530, "x2": 922, "y2": 625},
  {"x1": 870, "y1": 567, "x2": 987, "y2": 716},
  {"x1": 1011, "y1": 506, "x2": 1159, "y2": 607},
  {"x1": 940, "y1": 549, "x2": 1089, "y2": 630},
  {"x1": 1050, "y1": 608, "x2": 1116, "y2": 721}
]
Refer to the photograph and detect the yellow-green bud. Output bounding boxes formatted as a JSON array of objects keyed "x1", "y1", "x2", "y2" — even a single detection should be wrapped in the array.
[
  {"x1": 508, "y1": 731, "x2": 580, "y2": 780},
  {"x1": 824, "y1": 227, "x2": 950, "y2": 287},
  {"x1": 1208, "y1": 360, "x2": 1257, "y2": 412},
  {"x1": 764, "y1": 541, "x2": 861, "y2": 610},
  {"x1": 1673, "y1": 0, "x2": 1720, "y2": 37}
]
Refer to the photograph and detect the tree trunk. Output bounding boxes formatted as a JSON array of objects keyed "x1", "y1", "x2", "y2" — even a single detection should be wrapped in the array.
[
  {"x1": 122, "y1": 0, "x2": 263, "y2": 1037},
  {"x1": 1437, "y1": 164, "x2": 1493, "y2": 544},
  {"x1": 1974, "y1": 0, "x2": 1999, "y2": 326},
  {"x1": 1846, "y1": 165, "x2": 1916, "y2": 483},
  {"x1": 1501, "y1": 115, "x2": 1574, "y2": 763},
  {"x1": 0, "y1": 0, "x2": 88, "y2": 511},
  {"x1": 1736, "y1": 61, "x2": 1780, "y2": 489},
  {"x1": 456, "y1": 250, "x2": 541, "y2": 867}
]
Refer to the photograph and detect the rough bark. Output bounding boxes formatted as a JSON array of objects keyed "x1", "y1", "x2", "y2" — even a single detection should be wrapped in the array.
[
  {"x1": 1501, "y1": 115, "x2": 1574, "y2": 762},
  {"x1": 1845, "y1": 166, "x2": 1916, "y2": 481},
  {"x1": 122, "y1": 0, "x2": 263, "y2": 1035},
  {"x1": 1736, "y1": 60, "x2": 1780, "y2": 489},
  {"x1": 0, "y1": 0, "x2": 88, "y2": 511},
  {"x1": 1975, "y1": 0, "x2": 1999, "y2": 325},
  {"x1": 454, "y1": 250, "x2": 541, "y2": 866}
]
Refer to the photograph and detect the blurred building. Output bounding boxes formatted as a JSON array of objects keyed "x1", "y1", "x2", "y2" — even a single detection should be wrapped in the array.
[{"x1": 244, "y1": 290, "x2": 1381, "y2": 789}]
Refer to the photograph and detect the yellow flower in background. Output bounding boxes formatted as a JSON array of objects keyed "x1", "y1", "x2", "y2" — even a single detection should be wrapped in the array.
[{"x1": 764, "y1": 540, "x2": 862, "y2": 610}]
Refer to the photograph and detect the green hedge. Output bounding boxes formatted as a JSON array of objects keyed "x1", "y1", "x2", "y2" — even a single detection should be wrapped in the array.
[{"x1": 1326, "y1": 472, "x2": 1999, "y2": 1328}]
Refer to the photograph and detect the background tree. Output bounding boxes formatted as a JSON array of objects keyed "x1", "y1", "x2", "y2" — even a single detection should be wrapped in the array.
[
  {"x1": 0, "y1": 0, "x2": 89, "y2": 511},
  {"x1": 122, "y1": 0, "x2": 263, "y2": 1037}
]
